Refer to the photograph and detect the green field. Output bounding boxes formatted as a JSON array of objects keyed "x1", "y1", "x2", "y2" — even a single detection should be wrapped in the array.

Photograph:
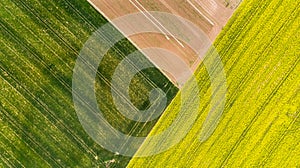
[
  {"x1": 0, "y1": 0, "x2": 177, "y2": 167},
  {"x1": 128, "y1": 0, "x2": 300, "y2": 167}
]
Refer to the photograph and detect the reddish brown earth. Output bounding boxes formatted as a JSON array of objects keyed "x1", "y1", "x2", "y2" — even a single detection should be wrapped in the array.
[{"x1": 88, "y1": 0, "x2": 241, "y2": 87}]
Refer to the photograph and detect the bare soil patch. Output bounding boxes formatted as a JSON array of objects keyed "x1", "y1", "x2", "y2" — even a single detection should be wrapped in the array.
[{"x1": 88, "y1": 0, "x2": 240, "y2": 87}]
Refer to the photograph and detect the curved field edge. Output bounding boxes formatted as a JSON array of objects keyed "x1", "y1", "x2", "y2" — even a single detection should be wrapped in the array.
[
  {"x1": 128, "y1": 0, "x2": 300, "y2": 167},
  {"x1": 0, "y1": 0, "x2": 177, "y2": 167}
]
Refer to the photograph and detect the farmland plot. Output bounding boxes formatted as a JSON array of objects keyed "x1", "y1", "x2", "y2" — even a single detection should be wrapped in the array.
[
  {"x1": 128, "y1": 0, "x2": 300, "y2": 167},
  {"x1": 0, "y1": 0, "x2": 177, "y2": 167},
  {"x1": 89, "y1": 0, "x2": 241, "y2": 87}
]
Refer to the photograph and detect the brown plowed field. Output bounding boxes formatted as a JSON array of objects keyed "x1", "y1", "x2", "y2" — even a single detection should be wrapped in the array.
[{"x1": 88, "y1": 0, "x2": 240, "y2": 87}]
